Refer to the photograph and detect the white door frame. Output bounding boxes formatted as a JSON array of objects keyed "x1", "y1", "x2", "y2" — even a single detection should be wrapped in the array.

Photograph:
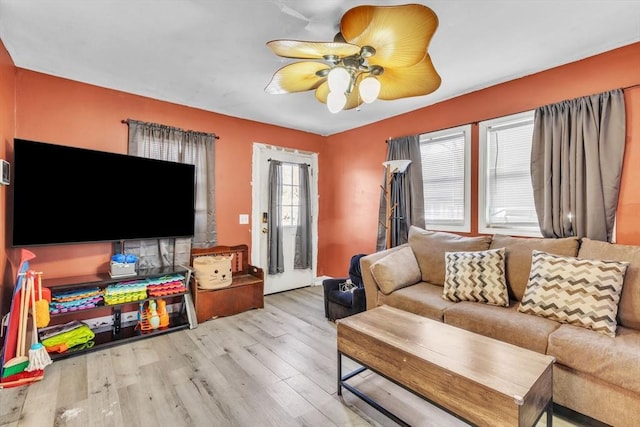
[{"x1": 251, "y1": 143, "x2": 319, "y2": 293}]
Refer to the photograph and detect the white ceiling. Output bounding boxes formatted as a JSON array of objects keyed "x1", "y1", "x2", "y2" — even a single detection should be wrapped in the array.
[{"x1": 0, "y1": 1, "x2": 639, "y2": 136}]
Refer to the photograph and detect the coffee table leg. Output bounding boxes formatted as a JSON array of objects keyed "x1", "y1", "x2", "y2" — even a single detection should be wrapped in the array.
[
  {"x1": 547, "y1": 401, "x2": 553, "y2": 427},
  {"x1": 337, "y1": 351, "x2": 342, "y2": 396}
]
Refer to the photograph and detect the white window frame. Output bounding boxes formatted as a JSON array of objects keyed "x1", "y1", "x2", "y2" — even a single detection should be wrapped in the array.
[
  {"x1": 420, "y1": 124, "x2": 471, "y2": 233},
  {"x1": 478, "y1": 110, "x2": 542, "y2": 237}
]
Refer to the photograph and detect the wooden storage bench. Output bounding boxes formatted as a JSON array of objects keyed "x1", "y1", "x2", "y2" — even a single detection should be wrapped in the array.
[{"x1": 189, "y1": 244, "x2": 264, "y2": 323}]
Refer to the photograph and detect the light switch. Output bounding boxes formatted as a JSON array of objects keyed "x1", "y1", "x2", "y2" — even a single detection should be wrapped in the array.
[{"x1": 239, "y1": 214, "x2": 249, "y2": 224}]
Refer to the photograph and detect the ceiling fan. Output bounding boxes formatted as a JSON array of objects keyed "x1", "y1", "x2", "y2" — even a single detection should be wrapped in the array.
[{"x1": 265, "y1": 3, "x2": 441, "y2": 113}]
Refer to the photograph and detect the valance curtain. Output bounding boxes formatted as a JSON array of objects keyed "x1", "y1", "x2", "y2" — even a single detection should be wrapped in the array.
[
  {"x1": 125, "y1": 119, "x2": 217, "y2": 268},
  {"x1": 376, "y1": 135, "x2": 426, "y2": 251},
  {"x1": 531, "y1": 89, "x2": 626, "y2": 242}
]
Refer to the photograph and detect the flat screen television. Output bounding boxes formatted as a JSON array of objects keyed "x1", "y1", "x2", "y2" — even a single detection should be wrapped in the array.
[{"x1": 12, "y1": 138, "x2": 196, "y2": 247}]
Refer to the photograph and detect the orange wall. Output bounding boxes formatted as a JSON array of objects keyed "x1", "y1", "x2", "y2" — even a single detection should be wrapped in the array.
[
  {"x1": 322, "y1": 42, "x2": 640, "y2": 276},
  {"x1": 7, "y1": 69, "x2": 325, "y2": 280},
  {"x1": 2, "y1": 37, "x2": 640, "y2": 300},
  {"x1": 0, "y1": 39, "x2": 15, "y2": 314}
]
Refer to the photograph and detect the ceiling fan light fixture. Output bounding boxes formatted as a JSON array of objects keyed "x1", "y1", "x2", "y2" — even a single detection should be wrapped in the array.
[
  {"x1": 359, "y1": 76, "x2": 381, "y2": 104},
  {"x1": 360, "y1": 46, "x2": 376, "y2": 58},
  {"x1": 265, "y1": 4, "x2": 441, "y2": 112},
  {"x1": 327, "y1": 91, "x2": 347, "y2": 113},
  {"x1": 327, "y1": 66, "x2": 352, "y2": 93}
]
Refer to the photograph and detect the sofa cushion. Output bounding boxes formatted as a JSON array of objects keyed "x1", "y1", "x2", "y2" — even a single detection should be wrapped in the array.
[
  {"x1": 442, "y1": 248, "x2": 509, "y2": 306},
  {"x1": 489, "y1": 234, "x2": 580, "y2": 301},
  {"x1": 444, "y1": 301, "x2": 561, "y2": 354},
  {"x1": 578, "y1": 238, "x2": 640, "y2": 330},
  {"x1": 369, "y1": 246, "x2": 422, "y2": 295},
  {"x1": 408, "y1": 226, "x2": 492, "y2": 286},
  {"x1": 378, "y1": 282, "x2": 456, "y2": 321},
  {"x1": 518, "y1": 250, "x2": 628, "y2": 337},
  {"x1": 547, "y1": 324, "x2": 640, "y2": 394}
]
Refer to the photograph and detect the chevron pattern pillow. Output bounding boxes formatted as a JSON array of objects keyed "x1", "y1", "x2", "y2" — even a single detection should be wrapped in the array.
[
  {"x1": 442, "y1": 248, "x2": 509, "y2": 306},
  {"x1": 518, "y1": 250, "x2": 629, "y2": 337}
]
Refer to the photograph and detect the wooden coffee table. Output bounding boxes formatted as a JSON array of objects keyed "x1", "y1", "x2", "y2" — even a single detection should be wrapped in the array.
[{"x1": 337, "y1": 305, "x2": 555, "y2": 427}]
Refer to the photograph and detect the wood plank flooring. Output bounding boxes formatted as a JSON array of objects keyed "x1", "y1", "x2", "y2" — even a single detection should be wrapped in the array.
[{"x1": 0, "y1": 285, "x2": 608, "y2": 427}]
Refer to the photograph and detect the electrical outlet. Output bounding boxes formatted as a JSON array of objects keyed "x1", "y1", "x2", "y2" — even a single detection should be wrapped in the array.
[{"x1": 239, "y1": 214, "x2": 249, "y2": 224}]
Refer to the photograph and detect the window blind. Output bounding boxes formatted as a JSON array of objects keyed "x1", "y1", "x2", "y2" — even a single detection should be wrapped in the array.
[
  {"x1": 420, "y1": 129, "x2": 468, "y2": 229},
  {"x1": 484, "y1": 116, "x2": 538, "y2": 230}
]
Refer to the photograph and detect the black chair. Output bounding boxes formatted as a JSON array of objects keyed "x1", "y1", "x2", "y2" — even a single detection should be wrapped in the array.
[{"x1": 323, "y1": 253, "x2": 367, "y2": 321}]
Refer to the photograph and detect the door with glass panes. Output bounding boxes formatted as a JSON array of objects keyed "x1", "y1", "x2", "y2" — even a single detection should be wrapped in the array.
[{"x1": 251, "y1": 143, "x2": 318, "y2": 294}]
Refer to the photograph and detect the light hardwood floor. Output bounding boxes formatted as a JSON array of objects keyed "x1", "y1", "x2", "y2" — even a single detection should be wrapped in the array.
[{"x1": 1, "y1": 285, "x2": 608, "y2": 427}]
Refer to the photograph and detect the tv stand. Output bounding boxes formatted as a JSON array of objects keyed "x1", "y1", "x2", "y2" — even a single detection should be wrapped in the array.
[{"x1": 42, "y1": 266, "x2": 196, "y2": 360}]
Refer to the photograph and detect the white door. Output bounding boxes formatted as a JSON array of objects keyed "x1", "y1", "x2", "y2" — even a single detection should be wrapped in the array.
[{"x1": 251, "y1": 143, "x2": 318, "y2": 295}]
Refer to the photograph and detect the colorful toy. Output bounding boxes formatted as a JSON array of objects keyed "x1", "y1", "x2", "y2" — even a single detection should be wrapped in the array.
[
  {"x1": 103, "y1": 281, "x2": 146, "y2": 305},
  {"x1": 1, "y1": 249, "x2": 35, "y2": 381},
  {"x1": 157, "y1": 299, "x2": 170, "y2": 328},
  {"x1": 146, "y1": 274, "x2": 187, "y2": 297},
  {"x1": 148, "y1": 300, "x2": 160, "y2": 330},
  {"x1": 26, "y1": 273, "x2": 52, "y2": 371},
  {"x1": 40, "y1": 321, "x2": 95, "y2": 354},
  {"x1": 33, "y1": 272, "x2": 50, "y2": 328}
]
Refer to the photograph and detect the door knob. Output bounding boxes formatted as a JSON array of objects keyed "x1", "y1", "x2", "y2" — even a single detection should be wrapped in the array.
[{"x1": 262, "y1": 227, "x2": 268, "y2": 234}]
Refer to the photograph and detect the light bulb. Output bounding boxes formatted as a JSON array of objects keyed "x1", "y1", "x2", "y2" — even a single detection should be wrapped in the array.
[
  {"x1": 359, "y1": 76, "x2": 381, "y2": 104},
  {"x1": 327, "y1": 91, "x2": 347, "y2": 113},
  {"x1": 328, "y1": 67, "x2": 351, "y2": 93}
]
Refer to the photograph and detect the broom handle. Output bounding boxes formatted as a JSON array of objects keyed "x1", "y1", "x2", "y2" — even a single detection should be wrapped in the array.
[
  {"x1": 19, "y1": 275, "x2": 32, "y2": 357},
  {"x1": 30, "y1": 274, "x2": 38, "y2": 345},
  {"x1": 16, "y1": 274, "x2": 26, "y2": 358}
]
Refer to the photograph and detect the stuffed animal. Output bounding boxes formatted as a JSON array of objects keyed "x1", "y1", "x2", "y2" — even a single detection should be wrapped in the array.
[{"x1": 193, "y1": 255, "x2": 234, "y2": 289}]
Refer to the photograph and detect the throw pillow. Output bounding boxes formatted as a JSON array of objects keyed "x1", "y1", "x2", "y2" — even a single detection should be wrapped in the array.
[
  {"x1": 518, "y1": 250, "x2": 629, "y2": 337},
  {"x1": 442, "y1": 248, "x2": 509, "y2": 306},
  {"x1": 489, "y1": 234, "x2": 580, "y2": 301},
  {"x1": 578, "y1": 238, "x2": 640, "y2": 330},
  {"x1": 370, "y1": 246, "x2": 422, "y2": 295},
  {"x1": 408, "y1": 226, "x2": 492, "y2": 286}
]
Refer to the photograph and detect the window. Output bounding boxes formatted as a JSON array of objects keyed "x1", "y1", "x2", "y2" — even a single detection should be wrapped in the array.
[
  {"x1": 280, "y1": 163, "x2": 300, "y2": 226},
  {"x1": 420, "y1": 125, "x2": 471, "y2": 233},
  {"x1": 478, "y1": 110, "x2": 541, "y2": 237}
]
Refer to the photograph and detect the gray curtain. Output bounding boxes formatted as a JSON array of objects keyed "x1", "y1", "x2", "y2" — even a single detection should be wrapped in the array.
[
  {"x1": 294, "y1": 164, "x2": 312, "y2": 269},
  {"x1": 531, "y1": 89, "x2": 626, "y2": 242},
  {"x1": 126, "y1": 119, "x2": 217, "y2": 268},
  {"x1": 376, "y1": 135, "x2": 426, "y2": 251},
  {"x1": 268, "y1": 160, "x2": 284, "y2": 274}
]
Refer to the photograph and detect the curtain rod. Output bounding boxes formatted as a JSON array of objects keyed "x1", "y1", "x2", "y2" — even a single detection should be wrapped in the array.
[
  {"x1": 268, "y1": 158, "x2": 311, "y2": 167},
  {"x1": 121, "y1": 119, "x2": 220, "y2": 139},
  {"x1": 384, "y1": 84, "x2": 640, "y2": 143}
]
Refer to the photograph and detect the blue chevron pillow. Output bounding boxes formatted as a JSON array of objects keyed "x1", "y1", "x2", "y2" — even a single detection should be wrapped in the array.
[
  {"x1": 518, "y1": 250, "x2": 629, "y2": 337},
  {"x1": 442, "y1": 248, "x2": 508, "y2": 306}
]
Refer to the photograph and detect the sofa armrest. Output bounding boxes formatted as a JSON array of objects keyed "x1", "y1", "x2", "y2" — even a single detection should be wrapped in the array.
[{"x1": 360, "y1": 243, "x2": 409, "y2": 310}]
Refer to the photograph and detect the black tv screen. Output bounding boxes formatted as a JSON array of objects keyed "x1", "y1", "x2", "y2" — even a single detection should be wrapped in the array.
[{"x1": 12, "y1": 138, "x2": 195, "y2": 246}]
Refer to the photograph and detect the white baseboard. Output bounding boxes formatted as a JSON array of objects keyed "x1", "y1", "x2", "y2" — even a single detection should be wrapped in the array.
[{"x1": 313, "y1": 275, "x2": 332, "y2": 286}]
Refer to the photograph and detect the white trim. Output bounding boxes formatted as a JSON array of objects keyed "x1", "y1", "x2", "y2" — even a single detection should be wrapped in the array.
[
  {"x1": 251, "y1": 143, "x2": 319, "y2": 294},
  {"x1": 478, "y1": 110, "x2": 542, "y2": 237},
  {"x1": 420, "y1": 124, "x2": 472, "y2": 233}
]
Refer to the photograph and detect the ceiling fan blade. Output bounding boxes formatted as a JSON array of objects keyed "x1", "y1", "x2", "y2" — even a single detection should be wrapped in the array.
[
  {"x1": 377, "y1": 54, "x2": 442, "y2": 100},
  {"x1": 314, "y1": 82, "x2": 363, "y2": 110},
  {"x1": 340, "y1": 4, "x2": 438, "y2": 68},
  {"x1": 266, "y1": 40, "x2": 361, "y2": 59},
  {"x1": 265, "y1": 62, "x2": 329, "y2": 94}
]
